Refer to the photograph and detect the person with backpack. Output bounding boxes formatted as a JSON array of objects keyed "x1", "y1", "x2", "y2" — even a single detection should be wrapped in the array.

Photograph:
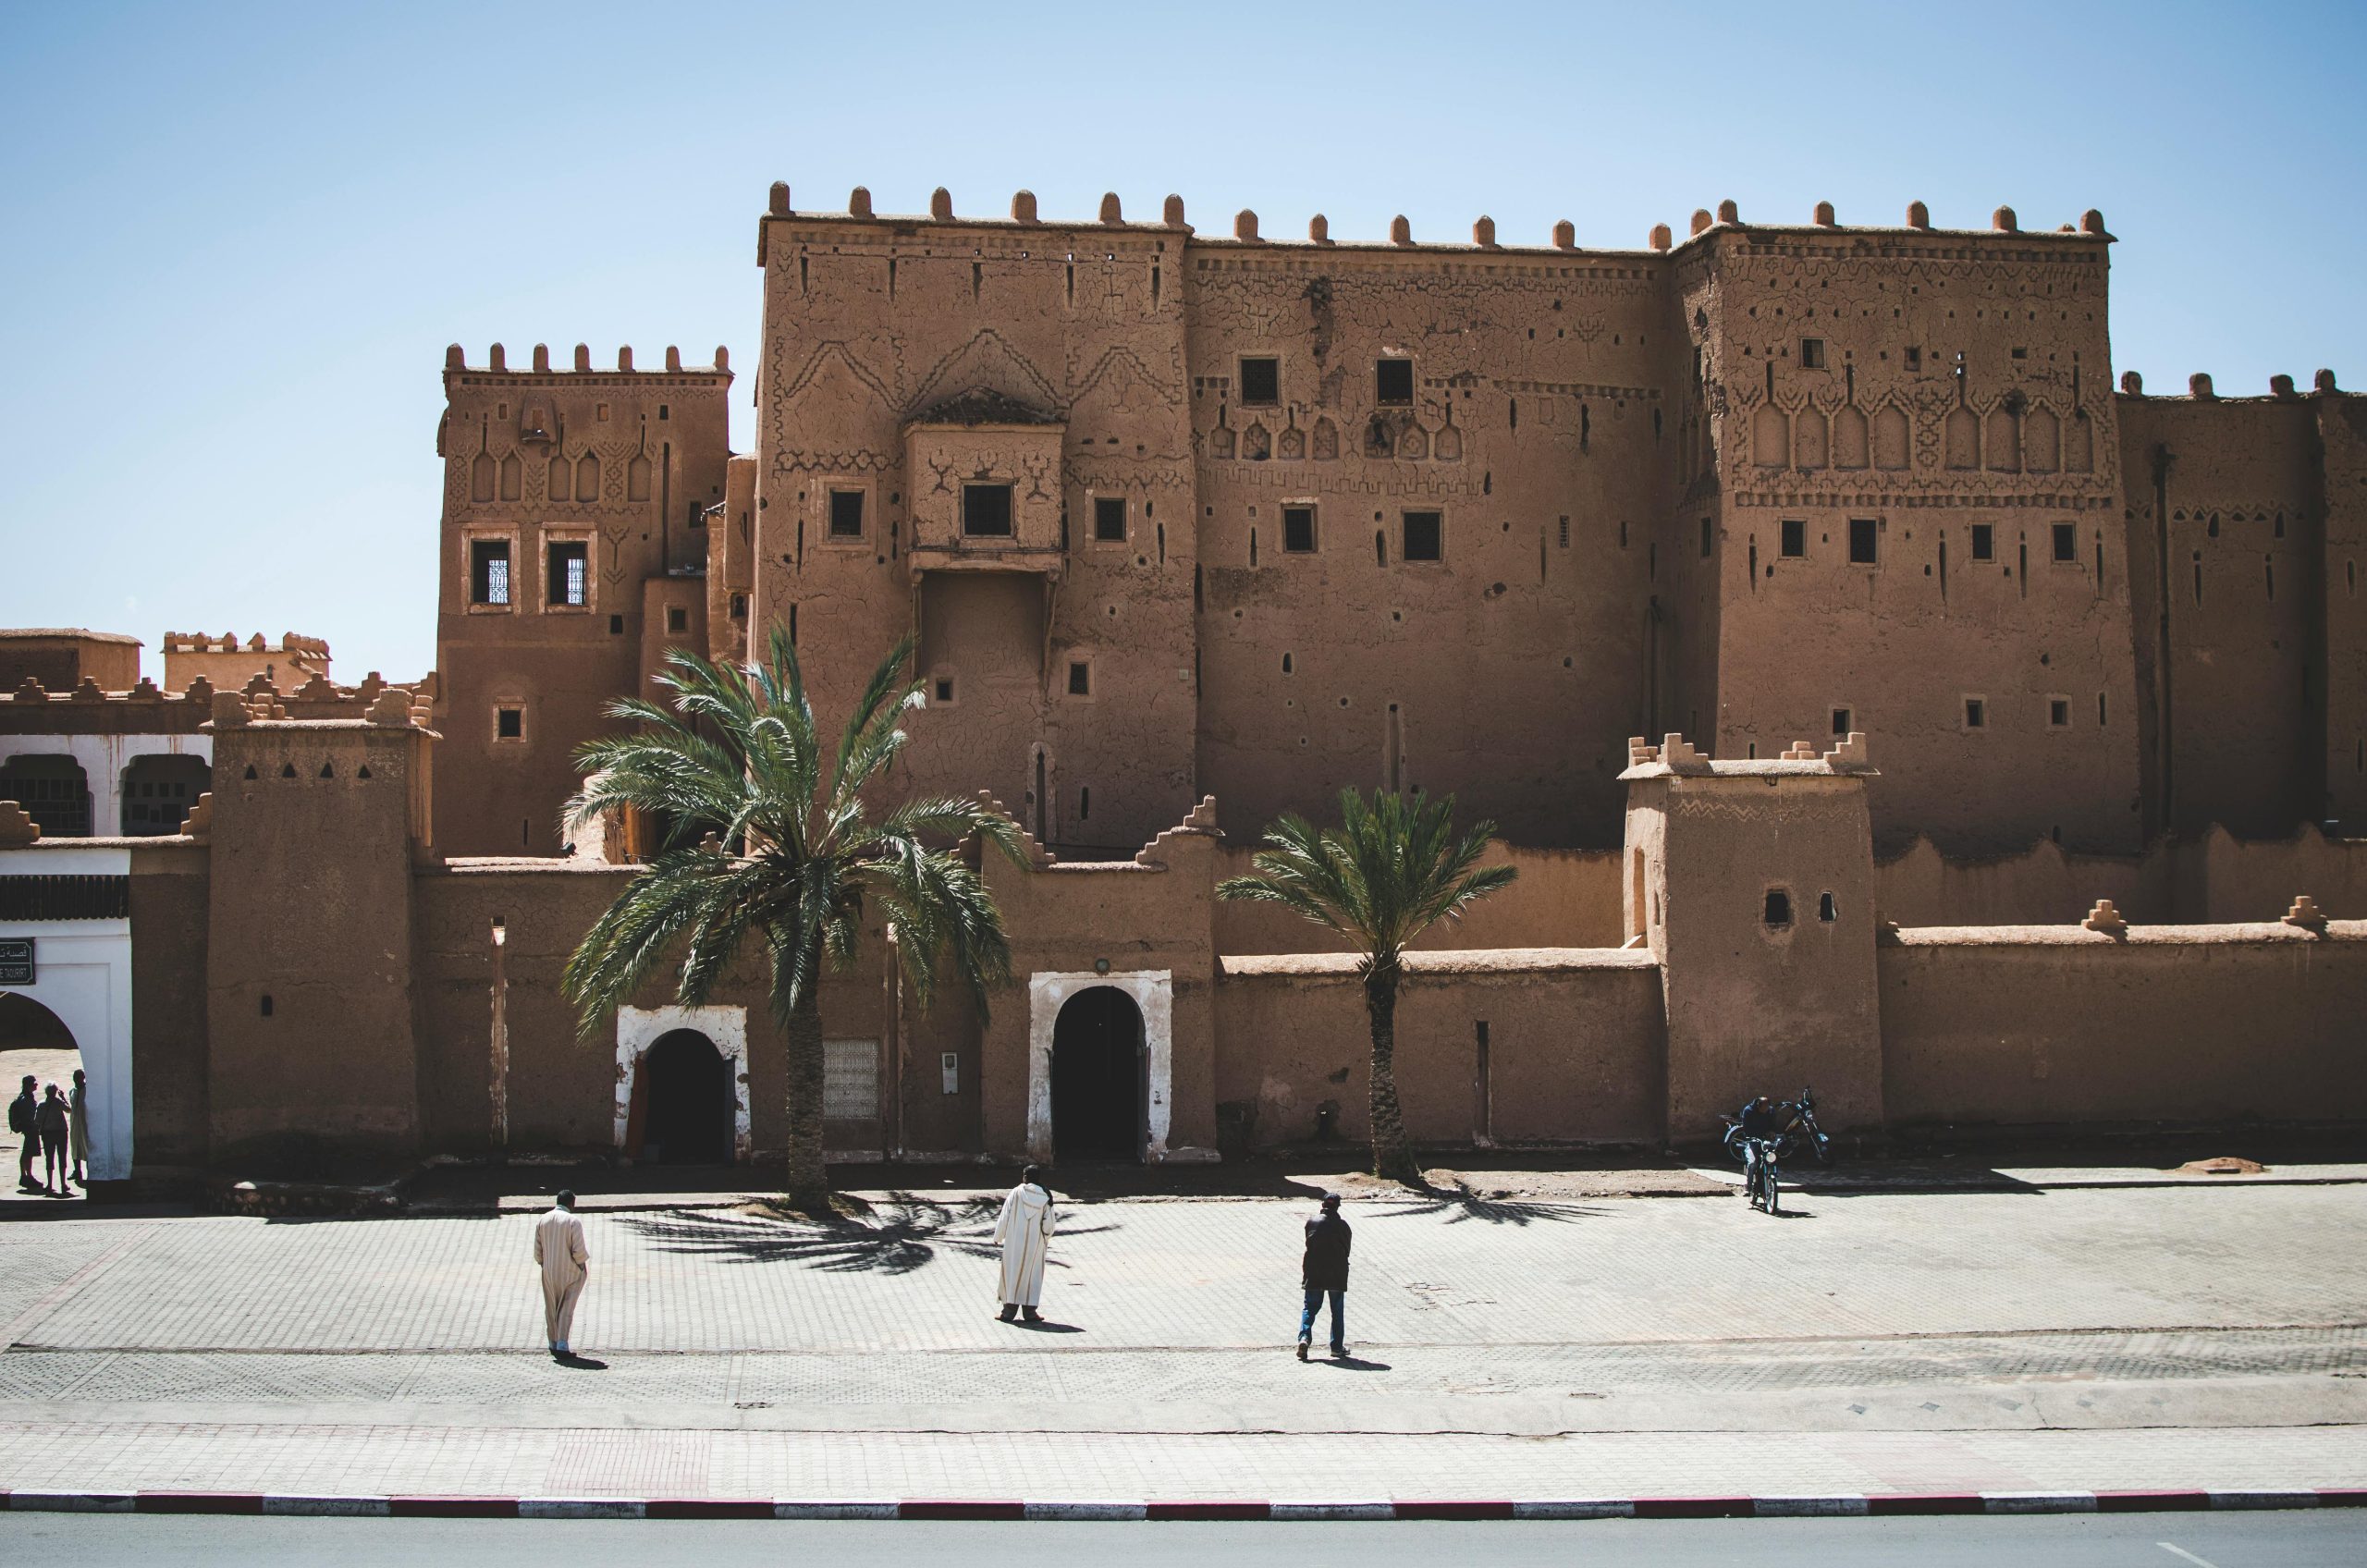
[{"x1": 10, "y1": 1076, "x2": 37, "y2": 1194}]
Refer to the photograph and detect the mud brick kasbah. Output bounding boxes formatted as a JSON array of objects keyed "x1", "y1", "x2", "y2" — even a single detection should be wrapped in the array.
[{"x1": 3, "y1": 185, "x2": 2363, "y2": 1194}]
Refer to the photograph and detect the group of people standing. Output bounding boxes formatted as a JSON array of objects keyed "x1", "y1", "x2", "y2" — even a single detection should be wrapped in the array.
[
  {"x1": 528, "y1": 1171, "x2": 1358, "y2": 1361},
  {"x1": 10, "y1": 1071, "x2": 85, "y2": 1197}
]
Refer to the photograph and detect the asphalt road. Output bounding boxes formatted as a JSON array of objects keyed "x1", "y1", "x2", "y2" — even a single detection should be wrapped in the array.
[{"x1": 13, "y1": 1513, "x2": 2363, "y2": 1566}]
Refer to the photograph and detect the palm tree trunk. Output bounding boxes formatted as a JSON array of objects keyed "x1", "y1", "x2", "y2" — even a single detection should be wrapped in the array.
[
  {"x1": 1363, "y1": 958, "x2": 1422, "y2": 1186},
  {"x1": 783, "y1": 980, "x2": 829, "y2": 1205}
]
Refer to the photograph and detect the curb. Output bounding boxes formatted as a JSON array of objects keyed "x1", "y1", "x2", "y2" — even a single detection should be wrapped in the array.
[{"x1": 3, "y1": 1488, "x2": 2360, "y2": 1520}]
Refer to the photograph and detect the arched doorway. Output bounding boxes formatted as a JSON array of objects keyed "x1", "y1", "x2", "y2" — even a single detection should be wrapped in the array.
[
  {"x1": 0, "y1": 991, "x2": 84, "y2": 1196},
  {"x1": 1051, "y1": 986, "x2": 1145, "y2": 1162},
  {"x1": 641, "y1": 1028, "x2": 730, "y2": 1165},
  {"x1": 120, "y1": 755, "x2": 212, "y2": 837}
]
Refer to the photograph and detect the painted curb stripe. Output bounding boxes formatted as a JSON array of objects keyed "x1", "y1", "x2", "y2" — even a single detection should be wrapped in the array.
[
  {"x1": 644, "y1": 1500, "x2": 775, "y2": 1519},
  {"x1": 0, "y1": 1488, "x2": 2355, "y2": 1518},
  {"x1": 899, "y1": 1501, "x2": 1027, "y2": 1520},
  {"x1": 133, "y1": 1492, "x2": 264, "y2": 1513},
  {"x1": 1393, "y1": 1501, "x2": 1516, "y2": 1521},
  {"x1": 1633, "y1": 1496, "x2": 1756, "y2": 1519},
  {"x1": 388, "y1": 1496, "x2": 521, "y2": 1517},
  {"x1": 2095, "y1": 1489, "x2": 2210, "y2": 1512}
]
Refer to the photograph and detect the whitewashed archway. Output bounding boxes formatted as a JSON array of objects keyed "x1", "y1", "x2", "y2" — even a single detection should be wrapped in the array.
[
  {"x1": 0, "y1": 845, "x2": 132, "y2": 1181},
  {"x1": 1025, "y1": 969, "x2": 1172, "y2": 1164},
  {"x1": 615, "y1": 1004, "x2": 750, "y2": 1163}
]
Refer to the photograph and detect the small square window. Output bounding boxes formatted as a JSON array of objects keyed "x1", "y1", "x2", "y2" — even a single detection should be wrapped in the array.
[
  {"x1": 933, "y1": 676, "x2": 955, "y2": 704},
  {"x1": 1818, "y1": 891, "x2": 1837, "y2": 922},
  {"x1": 1832, "y1": 706, "x2": 1852, "y2": 736},
  {"x1": 1763, "y1": 888, "x2": 1793, "y2": 927},
  {"x1": 1239, "y1": 357, "x2": 1280, "y2": 407},
  {"x1": 1848, "y1": 518, "x2": 1879, "y2": 564},
  {"x1": 471, "y1": 540, "x2": 511, "y2": 606},
  {"x1": 730, "y1": 594, "x2": 747, "y2": 620},
  {"x1": 608, "y1": 614, "x2": 625, "y2": 635},
  {"x1": 1780, "y1": 519, "x2": 1806, "y2": 557},
  {"x1": 1402, "y1": 510, "x2": 1443, "y2": 562},
  {"x1": 1970, "y1": 523, "x2": 1995, "y2": 561},
  {"x1": 1800, "y1": 337, "x2": 1826, "y2": 370},
  {"x1": 2049, "y1": 697, "x2": 2071, "y2": 728},
  {"x1": 496, "y1": 706, "x2": 523, "y2": 740},
  {"x1": 1093, "y1": 496, "x2": 1127, "y2": 543},
  {"x1": 828, "y1": 489, "x2": 865, "y2": 538},
  {"x1": 667, "y1": 606, "x2": 688, "y2": 634},
  {"x1": 1067, "y1": 660, "x2": 1091, "y2": 697},
  {"x1": 2011, "y1": 347, "x2": 2029, "y2": 361},
  {"x1": 1905, "y1": 347, "x2": 1922, "y2": 371},
  {"x1": 546, "y1": 541, "x2": 588, "y2": 606},
  {"x1": 963, "y1": 484, "x2": 1013, "y2": 537},
  {"x1": 1965, "y1": 697, "x2": 1985, "y2": 729},
  {"x1": 1282, "y1": 505, "x2": 1317, "y2": 554},
  {"x1": 1376, "y1": 358, "x2": 1414, "y2": 407},
  {"x1": 2052, "y1": 521, "x2": 2077, "y2": 562}
]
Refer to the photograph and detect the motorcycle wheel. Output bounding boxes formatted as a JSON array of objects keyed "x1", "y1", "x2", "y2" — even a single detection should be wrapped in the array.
[{"x1": 1764, "y1": 1163, "x2": 1782, "y2": 1216}]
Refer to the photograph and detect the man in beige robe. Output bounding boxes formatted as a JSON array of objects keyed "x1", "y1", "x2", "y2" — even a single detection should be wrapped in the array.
[
  {"x1": 993, "y1": 1167, "x2": 1056, "y2": 1323},
  {"x1": 533, "y1": 1191, "x2": 589, "y2": 1357}
]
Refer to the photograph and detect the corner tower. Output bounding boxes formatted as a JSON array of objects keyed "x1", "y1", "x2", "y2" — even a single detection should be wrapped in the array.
[{"x1": 433, "y1": 342, "x2": 732, "y2": 856}]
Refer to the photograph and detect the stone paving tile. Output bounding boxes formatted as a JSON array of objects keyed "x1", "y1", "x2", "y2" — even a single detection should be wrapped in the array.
[
  {"x1": 0, "y1": 1420, "x2": 2356, "y2": 1499},
  {"x1": 7, "y1": 1185, "x2": 2361, "y2": 1356},
  {"x1": 0, "y1": 1326, "x2": 2359, "y2": 1410}
]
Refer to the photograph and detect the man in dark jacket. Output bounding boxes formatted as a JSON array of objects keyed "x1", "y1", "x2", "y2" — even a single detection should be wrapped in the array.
[{"x1": 1297, "y1": 1193, "x2": 1352, "y2": 1361}]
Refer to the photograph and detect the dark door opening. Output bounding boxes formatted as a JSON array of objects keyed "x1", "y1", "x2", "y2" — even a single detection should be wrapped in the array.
[
  {"x1": 643, "y1": 1029, "x2": 730, "y2": 1165},
  {"x1": 1051, "y1": 986, "x2": 1145, "y2": 1162}
]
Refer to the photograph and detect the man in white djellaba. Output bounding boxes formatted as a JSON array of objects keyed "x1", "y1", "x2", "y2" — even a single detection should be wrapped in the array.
[
  {"x1": 992, "y1": 1166, "x2": 1056, "y2": 1323},
  {"x1": 533, "y1": 1190, "x2": 590, "y2": 1358}
]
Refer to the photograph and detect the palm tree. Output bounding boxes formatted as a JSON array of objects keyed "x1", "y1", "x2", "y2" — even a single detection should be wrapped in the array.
[
  {"x1": 1218, "y1": 789, "x2": 1515, "y2": 1186},
  {"x1": 559, "y1": 628, "x2": 1024, "y2": 1206}
]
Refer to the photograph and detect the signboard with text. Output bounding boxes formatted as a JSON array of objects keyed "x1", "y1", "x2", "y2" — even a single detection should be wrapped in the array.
[{"x1": 0, "y1": 938, "x2": 31, "y2": 986}]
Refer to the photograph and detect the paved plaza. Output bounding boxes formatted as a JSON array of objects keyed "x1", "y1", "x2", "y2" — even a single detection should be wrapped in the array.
[{"x1": 0, "y1": 1173, "x2": 2360, "y2": 1500}]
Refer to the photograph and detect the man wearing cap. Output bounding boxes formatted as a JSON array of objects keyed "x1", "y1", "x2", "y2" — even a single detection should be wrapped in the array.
[{"x1": 1298, "y1": 1192, "x2": 1353, "y2": 1361}]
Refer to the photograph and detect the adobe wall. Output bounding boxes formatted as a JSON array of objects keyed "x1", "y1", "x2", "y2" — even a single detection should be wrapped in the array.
[
  {"x1": 202, "y1": 695, "x2": 435, "y2": 1163},
  {"x1": 0, "y1": 631, "x2": 141, "y2": 693},
  {"x1": 1872, "y1": 824, "x2": 2367, "y2": 926},
  {"x1": 432, "y1": 347, "x2": 733, "y2": 856},
  {"x1": 1184, "y1": 229, "x2": 1668, "y2": 849},
  {"x1": 2117, "y1": 387, "x2": 2326, "y2": 839},
  {"x1": 1684, "y1": 213, "x2": 2143, "y2": 856},
  {"x1": 162, "y1": 632, "x2": 331, "y2": 692},
  {"x1": 753, "y1": 195, "x2": 1199, "y2": 855},
  {"x1": 2318, "y1": 389, "x2": 2367, "y2": 827},
  {"x1": 978, "y1": 803, "x2": 1220, "y2": 1158},
  {"x1": 1213, "y1": 949, "x2": 1663, "y2": 1151},
  {"x1": 1212, "y1": 839, "x2": 1622, "y2": 953},
  {"x1": 411, "y1": 861, "x2": 938, "y2": 1161},
  {"x1": 1880, "y1": 922, "x2": 2367, "y2": 1127},
  {"x1": 129, "y1": 839, "x2": 210, "y2": 1170}
]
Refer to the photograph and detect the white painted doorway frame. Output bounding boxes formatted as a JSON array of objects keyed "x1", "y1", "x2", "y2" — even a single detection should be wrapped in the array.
[
  {"x1": 1025, "y1": 969, "x2": 1172, "y2": 1164},
  {"x1": 0, "y1": 845, "x2": 133, "y2": 1181},
  {"x1": 615, "y1": 1004, "x2": 751, "y2": 1164}
]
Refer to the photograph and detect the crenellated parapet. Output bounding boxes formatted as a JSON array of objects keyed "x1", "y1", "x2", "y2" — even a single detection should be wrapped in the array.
[{"x1": 1134, "y1": 795, "x2": 1220, "y2": 868}]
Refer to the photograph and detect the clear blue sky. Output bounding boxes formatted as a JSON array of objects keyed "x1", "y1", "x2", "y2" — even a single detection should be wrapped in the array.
[{"x1": 3, "y1": 0, "x2": 2361, "y2": 680}]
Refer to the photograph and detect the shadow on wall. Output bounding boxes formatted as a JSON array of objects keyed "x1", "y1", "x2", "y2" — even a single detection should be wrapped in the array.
[
  {"x1": 1875, "y1": 822, "x2": 2367, "y2": 927},
  {"x1": 619, "y1": 1192, "x2": 1122, "y2": 1275}
]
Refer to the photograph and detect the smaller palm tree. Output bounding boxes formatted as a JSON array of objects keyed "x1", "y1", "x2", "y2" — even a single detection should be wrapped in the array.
[
  {"x1": 1218, "y1": 789, "x2": 1515, "y2": 1186},
  {"x1": 559, "y1": 628, "x2": 1024, "y2": 1206}
]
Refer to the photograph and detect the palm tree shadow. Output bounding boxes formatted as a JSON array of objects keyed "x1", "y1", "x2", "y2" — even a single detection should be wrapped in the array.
[
  {"x1": 1366, "y1": 1181, "x2": 1595, "y2": 1228},
  {"x1": 620, "y1": 1192, "x2": 1120, "y2": 1275}
]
